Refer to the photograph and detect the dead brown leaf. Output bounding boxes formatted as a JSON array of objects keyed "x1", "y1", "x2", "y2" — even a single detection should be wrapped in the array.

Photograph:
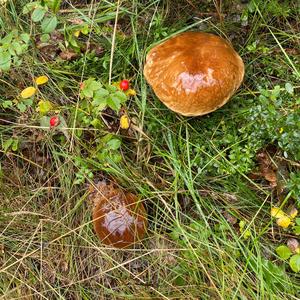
[
  {"x1": 257, "y1": 150, "x2": 277, "y2": 187},
  {"x1": 67, "y1": 18, "x2": 84, "y2": 25},
  {"x1": 59, "y1": 49, "x2": 78, "y2": 61},
  {"x1": 37, "y1": 44, "x2": 59, "y2": 61},
  {"x1": 87, "y1": 43, "x2": 104, "y2": 56},
  {"x1": 287, "y1": 238, "x2": 300, "y2": 254},
  {"x1": 223, "y1": 211, "x2": 238, "y2": 225}
]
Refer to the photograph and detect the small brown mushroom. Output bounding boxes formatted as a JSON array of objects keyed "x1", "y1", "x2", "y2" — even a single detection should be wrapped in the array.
[
  {"x1": 144, "y1": 32, "x2": 244, "y2": 116},
  {"x1": 89, "y1": 181, "x2": 147, "y2": 248}
]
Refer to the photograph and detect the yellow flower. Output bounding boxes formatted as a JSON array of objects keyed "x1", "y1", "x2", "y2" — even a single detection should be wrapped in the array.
[
  {"x1": 271, "y1": 207, "x2": 286, "y2": 219},
  {"x1": 279, "y1": 127, "x2": 284, "y2": 133},
  {"x1": 125, "y1": 89, "x2": 136, "y2": 97},
  {"x1": 276, "y1": 216, "x2": 291, "y2": 228},
  {"x1": 35, "y1": 75, "x2": 49, "y2": 85},
  {"x1": 120, "y1": 114, "x2": 130, "y2": 129},
  {"x1": 21, "y1": 86, "x2": 36, "y2": 99}
]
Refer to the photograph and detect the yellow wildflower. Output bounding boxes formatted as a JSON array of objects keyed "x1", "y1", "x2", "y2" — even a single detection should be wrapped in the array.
[{"x1": 126, "y1": 89, "x2": 136, "y2": 97}]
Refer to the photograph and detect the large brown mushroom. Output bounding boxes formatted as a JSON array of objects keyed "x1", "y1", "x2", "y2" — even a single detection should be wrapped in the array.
[
  {"x1": 144, "y1": 32, "x2": 244, "y2": 116},
  {"x1": 89, "y1": 181, "x2": 147, "y2": 248}
]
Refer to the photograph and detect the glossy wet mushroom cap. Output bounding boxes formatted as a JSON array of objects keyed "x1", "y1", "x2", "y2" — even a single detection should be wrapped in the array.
[
  {"x1": 90, "y1": 182, "x2": 147, "y2": 248},
  {"x1": 143, "y1": 32, "x2": 244, "y2": 116}
]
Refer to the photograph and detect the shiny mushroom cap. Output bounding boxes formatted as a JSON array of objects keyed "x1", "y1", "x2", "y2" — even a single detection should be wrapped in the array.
[
  {"x1": 143, "y1": 32, "x2": 244, "y2": 116},
  {"x1": 90, "y1": 182, "x2": 147, "y2": 248}
]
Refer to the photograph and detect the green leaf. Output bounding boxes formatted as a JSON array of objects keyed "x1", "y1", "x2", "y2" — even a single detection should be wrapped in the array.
[
  {"x1": 40, "y1": 34, "x2": 50, "y2": 42},
  {"x1": 82, "y1": 89, "x2": 93, "y2": 98},
  {"x1": 114, "y1": 91, "x2": 127, "y2": 103},
  {"x1": 289, "y1": 254, "x2": 300, "y2": 273},
  {"x1": 20, "y1": 33, "x2": 30, "y2": 43},
  {"x1": 2, "y1": 100, "x2": 13, "y2": 108},
  {"x1": 90, "y1": 118, "x2": 102, "y2": 128},
  {"x1": 0, "y1": 51, "x2": 11, "y2": 71},
  {"x1": 86, "y1": 79, "x2": 102, "y2": 91},
  {"x1": 293, "y1": 226, "x2": 300, "y2": 235},
  {"x1": 8, "y1": 47, "x2": 16, "y2": 56},
  {"x1": 285, "y1": 83, "x2": 294, "y2": 95},
  {"x1": 94, "y1": 88, "x2": 109, "y2": 98},
  {"x1": 92, "y1": 98, "x2": 107, "y2": 111},
  {"x1": 23, "y1": 2, "x2": 40, "y2": 14},
  {"x1": 41, "y1": 16, "x2": 58, "y2": 33},
  {"x1": 23, "y1": 98, "x2": 33, "y2": 106},
  {"x1": 81, "y1": 78, "x2": 102, "y2": 98},
  {"x1": 38, "y1": 100, "x2": 53, "y2": 115},
  {"x1": 1, "y1": 32, "x2": 14, "y2": 44},
  {"x1": 92, "y1": 88, "x2": 109, "y2": 109},
  {"x1": 11, "y1": 139, "x2": 19, "y2": 151},
  {"x1": 106, "y1": 138, "x2": 121, "y2": 150},
  {"x1": 67, "y1": 34, "x2": 79, "y2": 49},
  {"x1": 81, "y1": 25, "x2": 89, "y2": 35},
  {"x1": 107, "y1": 97, "x2": 121, "y2": 111},
  {"x1": 17, "y1": 102, "x2": 27, "y2": 112},
  {"x1": 276, "y1": 245, "x2": 292, "y2": 260},
  {"x1": 45, "y1": 0, "x2": 62, "y2": 13},
  {"x1": 11, "y1": 41, "x2": 23, "y2": 55},
  {"x1": 262, "y1": 259, "x2": 287, "y2": 290},
  {"x1": 40, "y1": 116, "x2": 51, "y2": 130},
  {"x1": 31, "y1": 7, "x2": 47, "y2": 22},
  {"x1": 295, "y1": 218, "x2": 300, "y2": 226},
  {"x1": 3, "y1": 138, "x2": 13, "y2": 152},
  {"x1": 106, "y1": 85, "x2": 117, "y2": 93}
]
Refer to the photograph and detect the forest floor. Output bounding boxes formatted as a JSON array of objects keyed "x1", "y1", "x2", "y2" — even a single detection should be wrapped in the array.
[{"x1": 0, "y1": 0, "x2": 300, "y2": 299}]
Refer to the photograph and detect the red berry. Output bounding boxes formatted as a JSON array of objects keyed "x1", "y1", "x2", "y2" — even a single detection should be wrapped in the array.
[
  {"x1": 50, "y1": 116, "x2": 60, "y2": 127},
  {"x1": 120, "y1": 79, "x2": 129, "y2": 91}
]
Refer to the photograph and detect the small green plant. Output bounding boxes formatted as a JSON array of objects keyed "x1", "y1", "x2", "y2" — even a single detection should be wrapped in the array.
[
  {"x1": 247, "y1": 84, "x2": 300, "y2": 160},
  {"x1": 72, "y1": 134, "x2": 122, "y2": 185},
  {"x1": 276, "y1": 244, "x2": 300, "y2": 273},
  {"x1": 64, "y1": 23, "x2": 90, "y2": 52},
  {"x1": 23, "y1": 0, "x2": 60, "y2": 36},
  {"x1": 68, "y1": 79, "x2": 129, "y2": 183},
  {"x1": 80, "y1": 78, "x2": 127, "y2": 112},
  {"x1": 0, "y1": 30, "x2": 30, "y2": 71},
  {"x1": 221, "y1": 84, "x2": 299, "y2": 174},
  {"x1": 90, "y1": 133, "x2": 122, "y2": 164},
  {"x1": 260, "y1": 258, "x2": 289, "y2": 292},
  {"x1": 2, "y1": 137, "x2": 19, "y2": 152},
  {"x1": 287, "y1": 172, "x2": 300, "y2": 207},
  {"x1": 74, "y1": 156, "x2": 94, "y2": 185},
  {"x1": 293, "y1": 218, "x2": 300, "y2": 236}
]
